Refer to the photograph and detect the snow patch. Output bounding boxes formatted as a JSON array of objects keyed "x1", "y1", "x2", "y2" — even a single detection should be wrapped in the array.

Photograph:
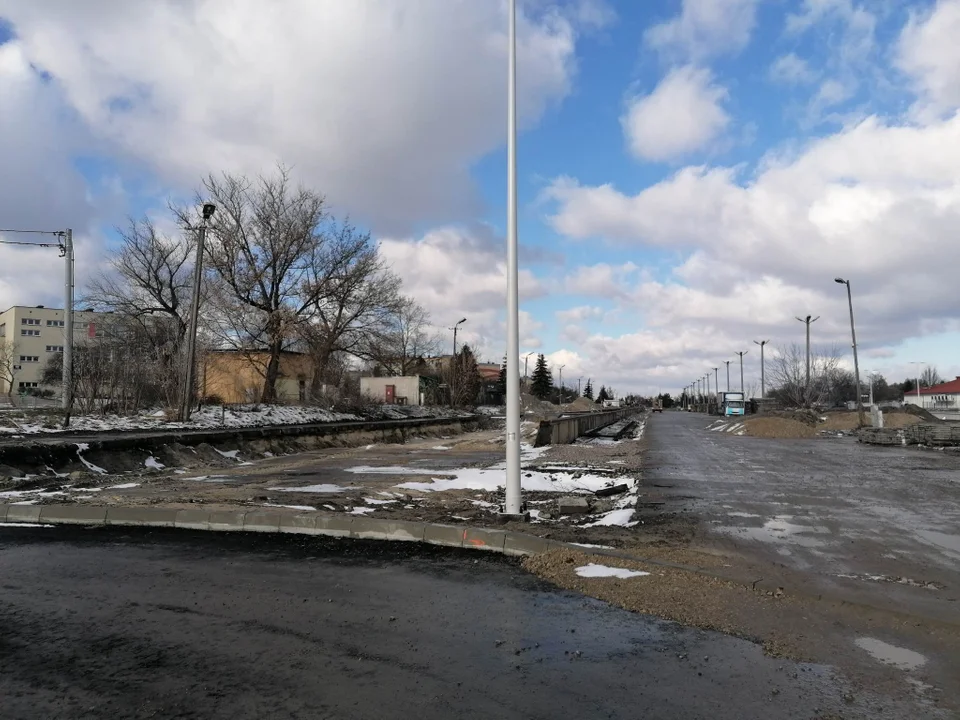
[
  {"x1": 349, "y1": 506, "x2": 375, "y2": 515},
  {"x1": 277, "y1": 484, "x2": 349, "y2": 493},
  {"x1": 582, "y1": 509, "x2": 639, "y2": 528},
  {"x1": 107, "y1": 483, "x2": 141, "y2": 490},
  {"x1": 575, "y1": 563, "x2": 650, "y2": 579},
  {"x1": 145, "y1": 456, "x2": 165, "y2": 470},
  {"x1": 76, "y1": 444, "x2": 107, "y2": 475},
  {"x1": 0, "y1": 522, "x2": 53, "y2": 528},
  {"x1": 263, "y1": 503, "x2": 317, "y2": 511},
  {"x1": 215, "y1": 449, "x2": 240, "y2": 459}
]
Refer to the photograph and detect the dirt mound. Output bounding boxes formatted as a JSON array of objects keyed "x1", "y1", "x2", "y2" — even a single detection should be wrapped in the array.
[
  {"x1": 521, "y1": 393, "x2": 559, "y2": 420},
  {"x1": 882, "y1": 413, "x2": 921, "y2": 429},
  {"x1": 902, "y1": 404, "x2": 942, "y2": 423},
  {"x1": 565, "y1": 397, "x2": 598, "y2": 412},
  {"x1": 819, "y1": 412, "x2": 862, "y2": 431},
  {"x1": 743, "y1": 417, "x2": 817, "y2": 439},
  {"x1": 762, "y1": 409, "x2": 820, "y2": 426}
]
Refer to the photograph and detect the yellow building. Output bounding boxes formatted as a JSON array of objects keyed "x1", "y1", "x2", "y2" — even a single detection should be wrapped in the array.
[
  {"x1": 200, "y1": 350, "x2": 314, "y2": 404},
  {"x1": 0, "y1": 305, "x2": 104, "y2": 394}
]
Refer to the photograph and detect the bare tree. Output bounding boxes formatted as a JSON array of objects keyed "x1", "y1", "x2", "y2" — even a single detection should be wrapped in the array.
[
  {"x1": 921, "y1": 366, "x2": 943, "y2": 388},
  {"x1": 365, "y1": 297, "x2": 440, "y2": 376},
  {"x1": 84, "y1": 217, "x2": 195, "y2": 408},
  {"x1": 0, "y1": 339, "x2": 18, "y2": 399},
  {"x1": 299, "y1": 221, "x2": 403, "y2": 397},
  {"x1": 769, "y1": 343, "x2": 843, "y2": 407},
  {"x1": 186, "y1": 166, "x2": 332, "y2": 402}
]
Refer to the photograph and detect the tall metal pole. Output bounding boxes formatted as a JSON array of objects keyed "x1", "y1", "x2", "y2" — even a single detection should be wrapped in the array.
[
  {"x1": 753, "y1": 340, "x2": 768, "y2": 398},
  {"x1": 736, "y1": 351, "x2": 748, "y2": 393},
  {"x1": 62, "y1": 229, "x2": 74, "y2": 411},
  {"x1": 557, "y1": 365, "x2": 565, "y2": 406},
  {"x1": 181, "y1": 206, "x2": 214, "y2": 421},
  {"x1": 795, "y1": 315, "x2": 819, "y2": 402},
  {"x1": 724, "y1": 360, "x2": 731, "y2": 391},
  {"x1": 503, "y1": 0, "x2": 523, "y2": 518},
  {"x1": 713, "y1": 368, "x2": 719, "y2": 402},
  {"x1": 705, "y1": 374, "x2": 710, "y2": 409},
  {"x1": 836, "y1": 278, "x2": 864, "y2": 426}
]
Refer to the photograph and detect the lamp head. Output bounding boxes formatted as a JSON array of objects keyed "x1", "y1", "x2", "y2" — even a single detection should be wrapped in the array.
[
  {"x1": 834, "y1": 277, "x2": 846, "y2": 284},
  {"x1": 202, "y1": 202, "x2": 216, "y2": 220}
]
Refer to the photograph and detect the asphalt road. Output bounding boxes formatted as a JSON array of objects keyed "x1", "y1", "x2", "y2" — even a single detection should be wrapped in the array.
[
  {"x1": 0, "y1": 526, "x2": 906, "y2": 720},
  {"x1": 643, "y1": 411, "x2": 960, "y2": 625}
]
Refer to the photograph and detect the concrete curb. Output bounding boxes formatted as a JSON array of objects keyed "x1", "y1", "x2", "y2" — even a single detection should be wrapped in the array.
[{"x1": 0, "y1": 503, "x2": 568, "y2": 557}]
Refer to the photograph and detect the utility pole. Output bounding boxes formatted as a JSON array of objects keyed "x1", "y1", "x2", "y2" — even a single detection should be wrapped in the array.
[
  {"x1": 753, "y1": 340, "x2": 769, "y2": 398},
  {"x1": 503, "y1": 0, "x2": 524, "y2": 519},
  {"x1": 0, "y1": 227, "x2": 75, "y2": 422},
  {"x1": 724, "y1": 360, "x2": 731, "y2": 392},
  {"x1": 557, "y1": 364, "x2": 565, "y2": 406},
  {"x1": 180, "y1": 203, "x2": 217, "y2": 421},
  {"x1": 835, "y1": 278, "x2": 864, "y2": 426},
  {"x1": 735, "y1": 351, "x2": 748, "y2": 393},
  {"x1": 795, "y1": 315, "x2": 819, "y2": 403},
  {"x1": 705, "y1": 373, "x2": 710, "y2": 410},
  {"x1": 713, "y1": 368, "x2": 719, "y2": 402}
]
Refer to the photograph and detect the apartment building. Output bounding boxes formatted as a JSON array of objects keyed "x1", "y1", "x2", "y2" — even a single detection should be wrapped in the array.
[{"x1": 0, "y1": 305, "x2": 103, "y2": 394}]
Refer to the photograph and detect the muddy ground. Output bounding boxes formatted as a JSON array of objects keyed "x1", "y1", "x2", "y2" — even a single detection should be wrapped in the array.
[{"x1": 3, "y1": 409, "x2": 959, "y2": 715}]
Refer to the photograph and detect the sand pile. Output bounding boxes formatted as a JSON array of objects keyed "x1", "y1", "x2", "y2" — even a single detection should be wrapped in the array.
[
  {"x1": 902, "y1": 404, "x2": 941, "y2": 423},
  {"x1": 565, "y1": 397, "x2": 598, "y2": 412},
  {"x1": 882, "y1": 413, "x2": 921, "y2": 429},
  {"x1": 742, "y1": 417, "x2": 818, "y2": 439},
  {"x1": 819, "y1": 412, "x2": 862, "y2": 431}
]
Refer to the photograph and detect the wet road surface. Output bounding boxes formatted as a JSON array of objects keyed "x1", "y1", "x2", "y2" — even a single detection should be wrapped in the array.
[
  {"x1": 644, "y1": 410, "x2": 960, "y2": 623},
  {"x1": 0, "y1": 526, "x2": 913, "y2": 720}
]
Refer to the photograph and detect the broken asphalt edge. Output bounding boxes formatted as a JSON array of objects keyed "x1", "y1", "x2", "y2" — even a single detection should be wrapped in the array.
[{"x1": 2, "y1": 503, "x2": 956, "y2": 631}]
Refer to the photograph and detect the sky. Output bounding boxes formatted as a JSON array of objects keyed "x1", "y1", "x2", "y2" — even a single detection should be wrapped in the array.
[{"x1": 1, "y1": 0, "x2": 960, "y2": 396}]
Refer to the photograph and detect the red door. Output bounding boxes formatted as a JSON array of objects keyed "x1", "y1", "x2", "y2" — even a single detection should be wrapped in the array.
[{"x1": 385, "y1": 385, "x2": 395, "y2": 404}]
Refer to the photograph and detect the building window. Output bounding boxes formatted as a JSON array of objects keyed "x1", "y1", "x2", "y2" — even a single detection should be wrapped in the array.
[
  {"x1": 18, "y1": 382, "x2": 38, "y2": 389},
  {"x1": 21, "y1": 329, "x2": 40, "y2": 337},
  {"x1": 21, "y1": 318, "x2": 41, "y2": 325},
  {"x1": 46, "y1": 320, "x2": 64, "y2": 327},
  {"x1": 19, "y1": 356, "x2": 40, "y2": 363},
  {"x1": 0, "y1": 323, "x2": 5, "y2": 334},
  {"x1": 46, "y1": 345, "x2": 64, "y2": 353}
]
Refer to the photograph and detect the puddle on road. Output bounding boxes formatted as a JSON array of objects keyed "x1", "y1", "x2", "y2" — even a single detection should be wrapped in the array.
[
  {"x1": 914, "y1": 530, "x2": 960, "y2": 561},
  {"x1": 714, "y1": 515, "x2": 829, "y2": 548},
  {"x1": 854, "y1": 637, "x2": 927, "y2": 671}
]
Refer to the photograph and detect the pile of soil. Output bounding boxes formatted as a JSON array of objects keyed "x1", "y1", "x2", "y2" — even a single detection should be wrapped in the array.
[
  {"x1": 762, "y1": 408, "x2": 820, "y2": 426},
  {"x1": 521, "y1": 393, "x2": 560, "y2": 420},
  {"x1": 902, "y1": 404, "x2": 942, "y2": 423},
  {"x1": 882, "y1": 413, "x2": 921, "y2": 429},
  {"x1": 564, "y1": 397, "x2": 599, "y2": 412},
  {"x1": 819, "y1": 412, "x2": 862, "y2": 431},
  {"x1": 742, "y1": 417, "x2": 817, "y2": 439}
]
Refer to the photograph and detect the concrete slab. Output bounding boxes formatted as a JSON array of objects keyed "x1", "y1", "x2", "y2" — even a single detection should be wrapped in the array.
[
  {"x1": 242, "y1": 511, "x2": 283, "y2": 533},
  {"x1": 557, "y1": 497, "x2": 590, "y2": 514},
  {"x1": 423, "y1": 523, "x2": 465, "y2": 549},
  {"x1": 279, "y1": 513, "x2": 319, "y2": 534},
  {"x1": 503, "y1": 531, "x2": 556, "y2": 557},
  {"x1": 39, "y1": 505, "x2": 107, "y2": 525},
  {"x1": 5, "y1": 504, "x2": 42, "y2": 524},
  {"x1": 208, "y1": 510, "x2": 248, "y2": 532},
  {"x1": 351, "y1": 518, "x2": 425, "y2": 542},
  {"x1": 314, "y1": 514, "x2": 354, "y2": 538},
  {"x1": 463, "y1": 527, "x2": 507, "y2": 553},
  {"x1": 105, "y1": 507, "x2": 179, "y2": 527},
  {"x1": 175, "y1": 508, "x2": 211, "y2": 531}
]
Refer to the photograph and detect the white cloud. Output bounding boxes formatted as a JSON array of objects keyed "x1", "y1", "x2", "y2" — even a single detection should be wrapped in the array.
[
  {"x1": 644, "y1": 0, "x2": 760, "y2": 61},
  {"x1": 545, "y1": 113, "x2": 960, "y2": 382},
  {"x1": 378, "y1": 225, "x2": 548, "y2": 356},
  {"x1": 556, "y1": 305, "x2": 604, "y2": 323},
  {"x1": 0, "y1": 44, "x2": 106, "y2": 311},
  {"x1": 897, "y1": 0, "x2": 960, "y2": 120},
  {"x1": 563, "y1": 262, "x2": 638, "y2": 298},
  {"x1": 0, "y1": 0, "x2": 597, "y2": 235},
  {"x1": 769, "y1": 53, "x2": 818, "y2": 85},
  {"x1": 621, "y1": 66, "x2": 730, "y2": 162}
]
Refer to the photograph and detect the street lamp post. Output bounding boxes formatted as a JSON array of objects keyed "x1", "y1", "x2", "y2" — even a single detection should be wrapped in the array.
[
  {"x1": 180, "y1": 203, "x2": 217, "y2": 421},
  {"x1": 835, "y1": 278, "x2": 864, "y2": 426},
  {"x1": 705, "y1": 373, "x2": 710, "y2": 412},
  {"x1": 753, "y1": 340, "x2": 769, "y2": 398},
  {"x1": 724, "y1": 360, "x2": 731, "y2": 392},
  {"x1": 523, "y1": 351, "x2": 534, "y2": 385},
  {"x1": 713, "y1": 368, "x2": 719, "y2": 403},
  {"x1": 503, "y1": 0, "x2": 524, "y2": 519},
  {"x1": 557, "y1": 364, "x2": 565, "y2": 407},
  {"x1": 735, "y1": 351, "x2": 748, "y2": 394},
  {"x1": 795, "y1": 315, "x2": 819, "y2": 404},
  {"x1": 910, "y1": 361, "x2": 924, "y2": 408}
]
